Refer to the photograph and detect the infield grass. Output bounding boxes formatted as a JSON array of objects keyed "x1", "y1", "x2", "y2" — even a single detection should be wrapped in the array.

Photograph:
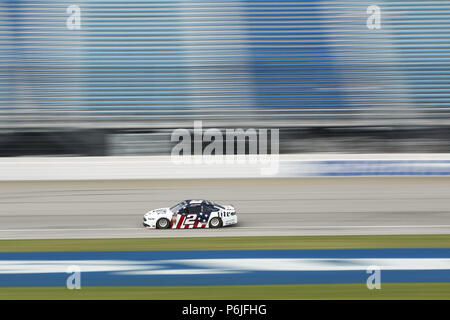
[
  {"x1": 0, "y1": 234, "x2": 448, "y2": 252},
  {"x1": 0, "y1": 283, "x2": 448, "y2": 300}
]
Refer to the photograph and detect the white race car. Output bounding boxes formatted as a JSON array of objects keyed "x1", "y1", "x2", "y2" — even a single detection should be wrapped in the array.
[{"x1": 143, "y1": 200, "x2": 237, "y2": 229}]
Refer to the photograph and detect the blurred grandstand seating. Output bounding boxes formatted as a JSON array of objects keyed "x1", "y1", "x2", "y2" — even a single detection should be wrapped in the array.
[{"x1": 1, "y1": 1, "x2": 450, "y2": 155}]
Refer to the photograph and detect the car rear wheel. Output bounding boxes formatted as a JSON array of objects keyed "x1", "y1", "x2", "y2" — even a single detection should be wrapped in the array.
[
  {"x1": 156, "y1": 218, "x2": 170, "y2": 229},
  {"x1": 209, "y1": 217, "x2": 223, "y2": 228}
]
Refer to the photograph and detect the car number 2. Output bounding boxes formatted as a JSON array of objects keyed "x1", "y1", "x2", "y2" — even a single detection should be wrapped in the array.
[{"x1": 184, "y1": 214, "x2": 197, "y2": 225}]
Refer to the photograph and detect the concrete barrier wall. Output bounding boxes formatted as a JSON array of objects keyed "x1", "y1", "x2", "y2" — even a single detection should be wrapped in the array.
[{"x1": 2, "y1": 154, "x2": 450, "y2": 181}]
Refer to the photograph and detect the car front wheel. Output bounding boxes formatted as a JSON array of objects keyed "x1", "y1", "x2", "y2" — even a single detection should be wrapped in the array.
[
  {"x1": 156, "y1": 218, "x2": 170, "y2": 229},
  {"x1": 209, "y1": 217, "x2": 223, "y2": 228}
]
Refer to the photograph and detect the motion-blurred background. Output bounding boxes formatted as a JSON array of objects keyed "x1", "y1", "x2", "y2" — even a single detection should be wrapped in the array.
[
  {"x1": 0, "y1": 3, "x2": 449, "y2": 299},
  {"x1": 1, "y1": 1, "x2": 450, "y2": 156}
]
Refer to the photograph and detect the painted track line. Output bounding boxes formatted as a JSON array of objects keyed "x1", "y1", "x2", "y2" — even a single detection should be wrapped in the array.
[{"x1": 0, "y1": 225, "x2": 449, "y2": 233}]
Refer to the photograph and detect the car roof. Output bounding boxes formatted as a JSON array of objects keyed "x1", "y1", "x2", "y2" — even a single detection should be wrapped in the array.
[
  {"x1": 184, "y1": 200, "x2": 216, "y2": 205},
  {"x1": 185, "y1": 199, "x2": 204, "y2": 204}
]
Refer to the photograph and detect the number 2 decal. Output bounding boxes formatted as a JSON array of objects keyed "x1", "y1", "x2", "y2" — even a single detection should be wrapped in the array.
[{"x1": 184, "y1": 214, "x2": 197, "y2": 225}]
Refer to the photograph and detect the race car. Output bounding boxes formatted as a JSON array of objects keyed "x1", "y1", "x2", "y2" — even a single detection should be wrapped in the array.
[{"x1": 143, "y1": 200, "x2": 237, "y2": 229}]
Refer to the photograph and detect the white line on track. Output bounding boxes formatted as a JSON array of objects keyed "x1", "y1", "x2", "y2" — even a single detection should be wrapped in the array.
[
  {"x1": 237, "y1": 225, "x2": 450, "y2": 229},
  {"x1": 0, "y1": 225, "x2": 449, "y2": 233},
  {"x1": 0, "y1": 227, "x2": 142, "y2": 232}
]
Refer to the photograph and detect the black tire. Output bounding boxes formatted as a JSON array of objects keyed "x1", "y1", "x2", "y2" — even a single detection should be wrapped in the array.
[
  {"x1": 156, "y1": 218, "x2": 170, "y2": 229},
  {"x1": 209, "y1": 217, "x2": 223, "y2": 229}
]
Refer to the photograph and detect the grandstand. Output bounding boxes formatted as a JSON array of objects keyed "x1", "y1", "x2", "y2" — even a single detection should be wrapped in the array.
[{"x1": 1, "y1": 1, "x2": 450, "y2": 155}]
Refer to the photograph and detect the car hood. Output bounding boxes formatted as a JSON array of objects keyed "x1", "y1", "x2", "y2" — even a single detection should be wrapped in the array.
[{"x1": 145, "y1": 207, "x2": 172, "y2": 217}]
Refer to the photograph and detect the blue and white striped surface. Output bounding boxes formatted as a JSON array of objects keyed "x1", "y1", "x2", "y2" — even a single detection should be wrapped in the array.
[{"x1": 0, "y1": 249, "x2": 448, "y2": 286}]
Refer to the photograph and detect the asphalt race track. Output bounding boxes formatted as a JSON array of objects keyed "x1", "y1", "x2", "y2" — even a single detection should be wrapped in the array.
[{"x1": 0, "y1": 178, "x2": 449, "y2": 239}]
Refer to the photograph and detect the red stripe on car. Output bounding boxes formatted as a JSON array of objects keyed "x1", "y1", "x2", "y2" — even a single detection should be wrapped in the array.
[{"x1": 176, "y1": 216, "x2": 185, "y2": 229}]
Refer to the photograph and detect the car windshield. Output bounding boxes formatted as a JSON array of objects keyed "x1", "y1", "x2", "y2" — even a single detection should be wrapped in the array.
[
  {"x1": 170, "y1": 201, "x2": 187, "y2": 212},
  {"x1": 207, "y1": 201, "x2": 224, "y2": 209}
]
